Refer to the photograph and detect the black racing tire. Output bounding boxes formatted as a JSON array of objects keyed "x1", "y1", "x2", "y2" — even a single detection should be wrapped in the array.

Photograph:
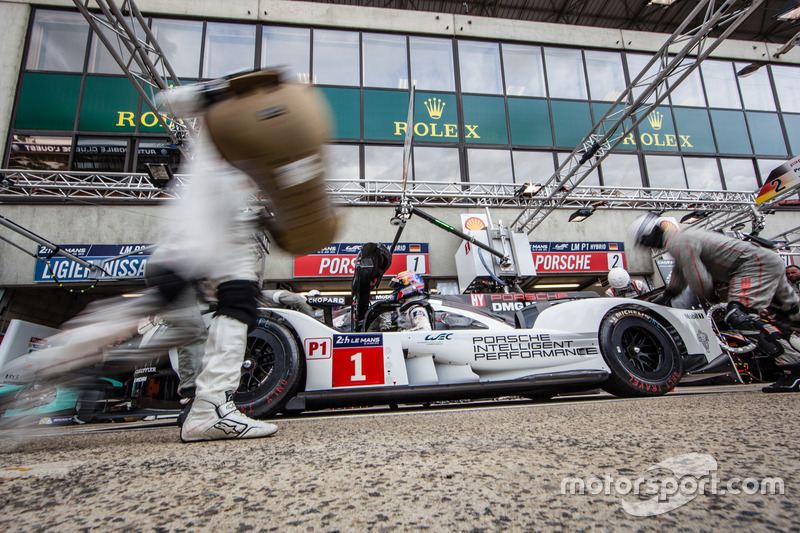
[
  {"x1": 233, "y1": 318, "x2": 304, "y2": 419},
  {"x1": 599, "y1": 308, "x2": 682, "y2": 397},
  {"x1": 75, "y1": 389, "x2": 104, "y2": 423}
]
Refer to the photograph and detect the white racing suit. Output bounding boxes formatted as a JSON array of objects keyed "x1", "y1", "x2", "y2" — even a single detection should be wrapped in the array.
[
  {"x1": 663, "y1": 226, "x2": 800, "y2": 379},
  {"x1": 376, "y1": 295, "x2": 432, "y2": 331},
  {"x1": 0, "y1": 132, "x2": 278, "y2": 440},
  {"x1": 605, "y1": 280, "x2": 646, "y2": 298},
  {"x1": 152, "y1": 132, "x2": 277, "y2": 441}
]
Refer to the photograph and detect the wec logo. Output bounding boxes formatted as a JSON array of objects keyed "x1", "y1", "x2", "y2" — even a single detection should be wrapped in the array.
[{"x1": 424, "y1": 333, "x2": 453, "y2": 342}]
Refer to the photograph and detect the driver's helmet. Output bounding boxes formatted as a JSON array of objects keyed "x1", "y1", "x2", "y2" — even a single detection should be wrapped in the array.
[
  {"x1": 607, "y1": 267, "x2": 631, "y2": 289},
  {"x1": 627, "y1": 213, "x2": 678, "y2": 249},
  {"x1": 390, "y1": 270, "x2": 425, "y2": 300}
]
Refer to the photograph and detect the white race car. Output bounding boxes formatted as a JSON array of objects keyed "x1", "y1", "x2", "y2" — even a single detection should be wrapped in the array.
[{"x1": 234, "y1": 245, "x2": 727, "y2": 418}]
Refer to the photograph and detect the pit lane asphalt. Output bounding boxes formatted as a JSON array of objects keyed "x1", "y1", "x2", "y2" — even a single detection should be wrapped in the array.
[{"x1": 1, "y1": 383, "x2": 798, "y2": 532}]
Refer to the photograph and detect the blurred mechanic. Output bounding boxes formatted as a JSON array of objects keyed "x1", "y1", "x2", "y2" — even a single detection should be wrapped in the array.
[
  {"x1": 159, "y1": 72, "x2": 335, "y2": 442},
  {"x1": 377, "y1": 271, "x2": 432, "y2": 331},
  {"x1": 629, "y1": 213, "x2": 800, "y2": 393},
  {"x1": 1, "y1": 71, "x2": 337, "y2": 441},
  {"x1": 604, "y1": 267, "x2": 647, "y2": 298}
]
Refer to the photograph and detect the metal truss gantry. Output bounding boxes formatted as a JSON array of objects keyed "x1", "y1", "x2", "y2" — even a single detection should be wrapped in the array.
[
  {"x1": 71, "y1": 0, "x2": 196, "y2": 153},
  {"x1": 0, "y1": 170, "x2": 758, "y2": 212},
  {"x1": 511, "y1": 0, "x2": 766, "y2": 236}
]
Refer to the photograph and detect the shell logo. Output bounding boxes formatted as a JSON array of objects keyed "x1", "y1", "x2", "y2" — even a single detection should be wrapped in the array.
[{"x1": 464, "y1": 217, "x2": 486, "y2": 231}]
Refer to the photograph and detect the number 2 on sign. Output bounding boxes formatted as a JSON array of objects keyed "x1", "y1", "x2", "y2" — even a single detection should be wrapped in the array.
[{"x1": 350, "y1": 352, "x2": 366, "y2": 381}]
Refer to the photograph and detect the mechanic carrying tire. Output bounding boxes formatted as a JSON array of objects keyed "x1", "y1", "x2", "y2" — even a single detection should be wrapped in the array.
[
  {"x1": 0, "y1": 70, "x2": 338, "y2": 442},
  {"x1": 629, "y1": 213, "x2": 800, "y2": 393}
]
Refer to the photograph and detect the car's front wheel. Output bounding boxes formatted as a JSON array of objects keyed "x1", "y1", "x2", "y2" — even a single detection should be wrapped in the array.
[
  {"x1": 599, "y1": 308, "x2": 682, "y2": 397},
  {"x1": 233, "y1": 317, "x2": 304, "y2": 419}
]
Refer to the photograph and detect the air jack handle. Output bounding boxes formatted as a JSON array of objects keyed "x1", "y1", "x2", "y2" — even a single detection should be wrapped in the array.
[{"x1": 407, "y1": 205, "x2": 511, "y2": 266}]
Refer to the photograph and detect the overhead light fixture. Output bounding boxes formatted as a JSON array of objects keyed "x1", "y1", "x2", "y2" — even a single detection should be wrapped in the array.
[
  {"x1": 774, "y1": 0, "x2": 800, "y2": 21},
  {"x1": 568, "y1": 206, "x2": 596, "y2": 223},
  {"x1": 145, "y1": 163, "x2": 174, "y2": 189},
  {"x1": 533, "y1": 283, "x2": 581, "y2": 289},
  {"x1": 736, "y1": 63, "x2": 765, "y2": 77},
  {"x1": 648, "y1": 0, "x2": 679, "y2": 5},
  {"x1": 516, "y1": 183, "x2": 543, "y2": 197},
  {"x1": 680, "y1": 210, "x2": 711, "y2": 224}
]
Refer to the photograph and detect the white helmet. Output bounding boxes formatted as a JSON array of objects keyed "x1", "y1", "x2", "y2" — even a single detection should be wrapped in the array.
[
  {"x1": 608, "y1": 267, "x2": 631, "y2": 289},
  {"x1": 628, "y1": 213, "x2": 677, "y2": 249}
]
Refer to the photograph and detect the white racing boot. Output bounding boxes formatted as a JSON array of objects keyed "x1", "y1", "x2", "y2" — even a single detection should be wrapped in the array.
[
  {"x1": 180, "y1": 391, "x2": 277, "y2": 441},
  {"x1": 180, "y1": 314, "x2": 277, "y2": 442}
]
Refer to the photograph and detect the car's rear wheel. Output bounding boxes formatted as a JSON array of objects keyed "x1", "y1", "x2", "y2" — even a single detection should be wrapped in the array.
[
  {"x1": 599, "y1": 308, "x2": 682, "y2": 397},
  {"x1": 233, "y1": 318, "x2": 304, "y2": 419}
]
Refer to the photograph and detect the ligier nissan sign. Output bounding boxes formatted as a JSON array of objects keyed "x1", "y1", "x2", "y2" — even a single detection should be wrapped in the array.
[{"x1": 34, "y1": 244, "x2": 151, "y2": 283}]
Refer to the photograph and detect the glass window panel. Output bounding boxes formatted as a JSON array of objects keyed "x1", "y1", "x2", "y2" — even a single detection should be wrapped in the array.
[
  {"x1": 551, "y1": 101, "x2": 592, "y2": 147},
  {"x1": 203, "y1": 22, "x2": 256, "y2": 79},
  {"x1": 313, "y1": 30, "x2": 359, "y2": 86},
  {"x1": 150, "y1": 19, "x2": 203, "y2": 79},
  {"x1": 8, "y1": 134, "x2": 71, "y2": 170},
  {"x1": 637, "y1": 107, "x2": 678, "y2": 153},
  {"x1": 720, "y1": 158, "x2": 758, "y2": 191},
  {"x1": 413, "y1": 147, "x2": 461, "y2": 183},
  {"x1": 600, "y1": 153, "x2": 642, "y2": 187},
  {"x1": 772, "y1": 65, "x2": 800, "y2": 113},
  {"x1": 735, "y1": 62, "x2": 775, "y2": 111},
  {"x1": 710, "y1": 110, "x2": 752, "y2": 155},
  {"x1": 502, "y1": 44, "x2": 546, "y2": 97},
  {"x1": 672, "y1": 108, "x2": 715, "y2": 153},
  {"x1": 135, "y1": 139, "x2": 181, "y2": 174},
  {"x1": 747, "y1": 112, "x2": 788, "y2": 157},
  {"x1": 363, "y1": 33, "x2": 407, "y2": 89},
  {"x1": 684, "y1": 157, "x2": 722, "y2": 190},
  {"x1": 508, "y1": 98, "x2": 551, "y2": 146},
  {"x1": 317, "y1": 87, "x2": 360, "y2": 139},
  {"x1": 584, "y1": 50, "x2": 625, "y2": 102},
  {"x1": 410, "y1": 36, "x2": 455, "y2": 91},
  {"x1": 73, "y1": 137, "x2": 128, "y2": 172},
  {"x1": 512, "y1": 151, "x2": 555, "y2": 184},
  {"x1": 544, "y1": 47, "x2": 587, "y2": 100},
  {"x1": 669, "y1": 60, "x2": 706, "y2": 107},
  {"x1": 626, "y1": 54, "x2": 659, "y2": 105},
  {"x1": 645, "y1": 154, "x2": 687, "y2": 189},
  {"x1": 26, "y1": 10, "x2": 89, "y2": 72},
  {"x1": 783, "y1": 114, "x2": 800, "y2": 156},
  {"x1": 87, "y1": 18, "x2": 148, "y2": 75},
  {"x1": 459, "y1": 41, "x2": 502, "y2": 94},
  {"x1": 15, "y1": 73, "x2": 81, "y2": 131},
  {"x1": 79, "y1": 76, "x2": 140, "y2": 132},
  {"x1": 364, "y1": 90, "x2": 409, "y2": 141},
  {"x1": 262, "y1": 26, "x2": 310, "y2": 84},
  {"x1": 467, "y1": 149, "x2": 512, "y2": 183},
  {"x1": 701, "y1": 61, "x2": 741, "y2": 109},
  {"x1": 365, "y1": 145, "x2": 402, "y2": 181},
  {"x1": 557, "y1": 152, "x2": 599, "y2": 186},
  {"x1": 461, "y1": 95, "x2": 508, "y2": 144},
  {"x1": 323, "y1": 144, "x2": 360, "y2": 181}
]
